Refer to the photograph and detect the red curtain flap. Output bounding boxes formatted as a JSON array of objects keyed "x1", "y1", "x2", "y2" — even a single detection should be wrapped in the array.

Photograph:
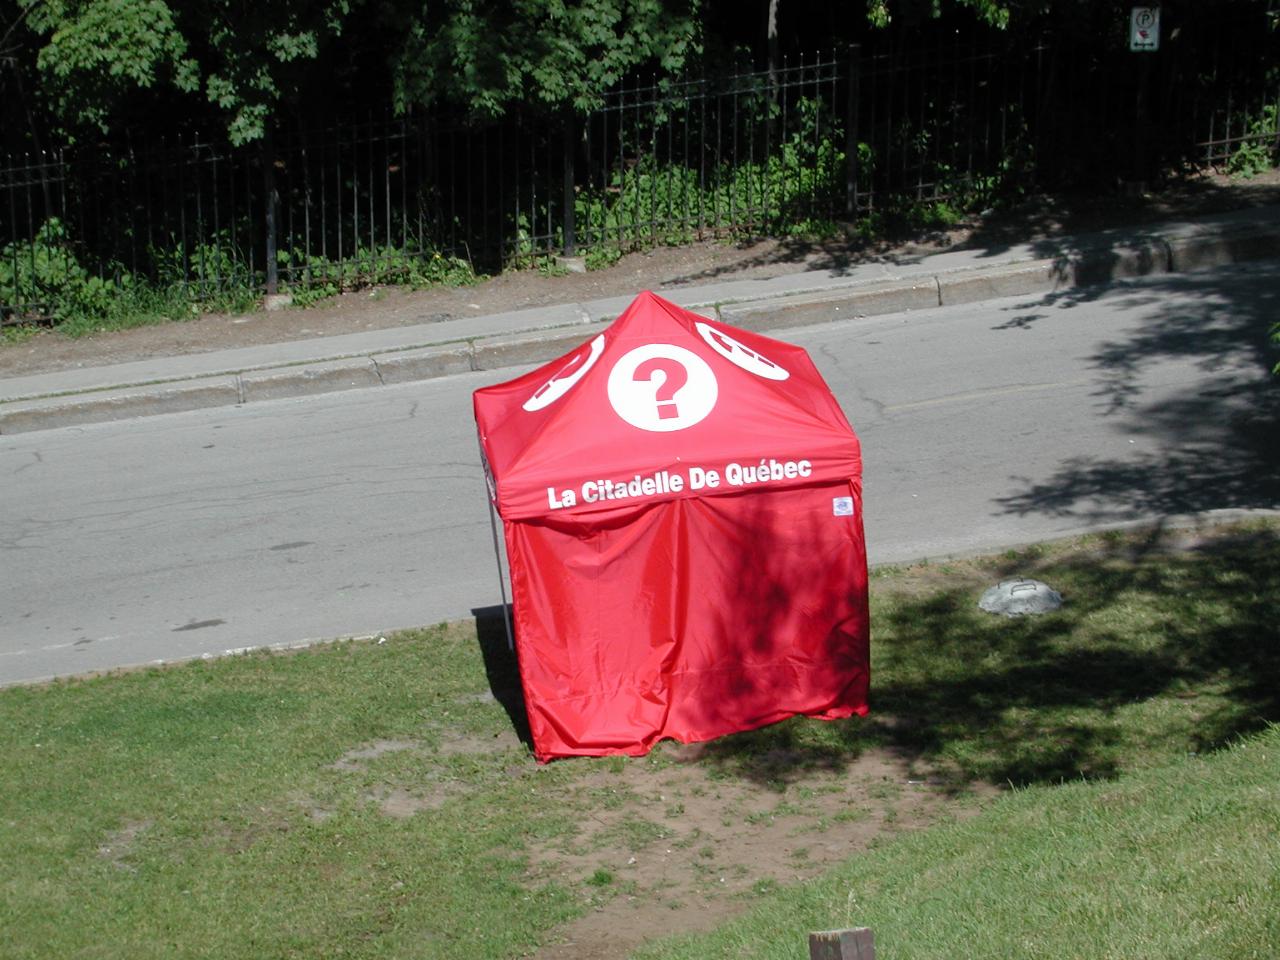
[{"x1": 506, "y1": 482, "x2": 869, "y2": 761}]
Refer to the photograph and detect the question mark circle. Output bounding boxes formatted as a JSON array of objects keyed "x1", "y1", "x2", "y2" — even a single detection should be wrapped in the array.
[{"x1": 607, "y1": 344, "x2": 718, "y2": 432}]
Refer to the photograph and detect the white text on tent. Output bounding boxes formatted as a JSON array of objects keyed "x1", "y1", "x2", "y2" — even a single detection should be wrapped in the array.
[{"x1": 545, "y1": 459, "x2": 815, "y2": 511}]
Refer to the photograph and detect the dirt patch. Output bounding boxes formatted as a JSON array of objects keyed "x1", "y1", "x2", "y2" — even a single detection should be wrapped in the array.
[
  {"x1": 309, "y1": 725, "x2": 993, "y2": 958},
  {"x1": 327, "y1": 738, "x2": 420, "y2": 771},
  {"x1": 366, "y1": 784, "x2": 444, "y2": 820},
  {"x1": 96, "y1": 818, "x2": 153, "y2": 872},
  {"x1": 526, "y1": 746, "x2": 997, "y2": 960},
  {"x1": 366, "y1": 729, "x2": 528, "y2": 817},
  {"x1": 4, "y1": 170, "x2": 1278, "y2": 380},
  {"x1": 217, "y1": 811, "x2": 295, "y2": 854},
  {"x1": 436, "y1": 726, "x2": 526, "y2": 756},
  {"x1": 324, "y1": 729, "x2": 530, "y2": 818}
]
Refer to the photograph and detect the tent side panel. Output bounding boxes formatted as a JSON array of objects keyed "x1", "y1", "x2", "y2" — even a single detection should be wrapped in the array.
[{"x1": 505, "y1": 482, "x2": 870, "y2": 761}]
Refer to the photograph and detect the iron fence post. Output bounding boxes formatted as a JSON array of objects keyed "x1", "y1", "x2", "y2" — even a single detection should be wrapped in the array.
[
  {"x1": 846, "y1": 44, "x2": 860, "y2": 218},
  {"x1": 563, "y1": 111, "x2": 577, "y2": 257},
  {"x1": 263, "y1": 128, "x2": 279, "y2": 296}
]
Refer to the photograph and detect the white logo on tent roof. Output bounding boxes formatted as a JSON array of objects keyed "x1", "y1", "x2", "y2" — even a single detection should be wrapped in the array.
[
  {"x1": 695, "y1": 322, "x2": 790, "y2": 380},
  {"x1": 522, "y1": 334, "x2": 606, "y2": 412},
  {"x1": 607, "y1": 344, "x2": 718, "y2": 432}
]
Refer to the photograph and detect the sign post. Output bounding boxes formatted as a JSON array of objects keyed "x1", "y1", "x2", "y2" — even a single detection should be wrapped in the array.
[{"x1": 1127, "y1": 6, "x2": 1161, "y2": 187}]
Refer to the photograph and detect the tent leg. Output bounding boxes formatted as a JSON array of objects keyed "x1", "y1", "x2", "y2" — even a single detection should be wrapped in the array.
[{"x1": 486, "y1": 497, "x2": 516, "y2": 652}]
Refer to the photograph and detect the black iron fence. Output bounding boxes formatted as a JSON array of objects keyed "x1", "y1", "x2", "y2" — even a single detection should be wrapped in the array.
[{"x1": 3, "y1": 12, "x2": 1278, "y2": 324}]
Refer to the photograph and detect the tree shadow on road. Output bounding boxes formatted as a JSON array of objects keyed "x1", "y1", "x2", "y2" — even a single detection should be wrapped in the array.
[
  {"x1": 960, "y1": 171, "x2": 1280, "y2": 262},
  {"x1": 995, "y1": 265, "x2": 1280, "y2": 522}
]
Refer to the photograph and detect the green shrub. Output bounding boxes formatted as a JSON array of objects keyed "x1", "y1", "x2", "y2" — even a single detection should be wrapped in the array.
[
  {"x1": 557, "y1": 96, "x2": 848, "y2": 256},
  {"x1": 280, "y1": 245, "x2": 476, "y2": 306},
  {"x1": 1, "y1": 218, "x2": 112, "y2": 323},
  {"x1": 1227, "y1": 103, "x2": 1280, "y2": 179},
  {"x1": 0, "y1": 218, "x2": 477, "y2": 333},
  {"x1": 0, "y1": 219, "x2": 192, "y2": 337}
]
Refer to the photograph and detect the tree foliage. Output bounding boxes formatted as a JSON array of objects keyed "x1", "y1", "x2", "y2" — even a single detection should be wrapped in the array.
[
  {"x1": 14, "y1": 0, "x2": 357, "y2": 143},
  {"x1": 8, "y1": 0, "x2": 1280, "y2": 142},
  {"x1": 389, "y1": 0, "x2": 703, "y2": 118},
  {"x1": 865, "y1": 0, "x2": 1010, "y2": 29},
  {"x1": 22, "y1": 0, "x2": 197, "y2": 133},
  {"x1": 195, "y1": 0, "x2": 358, "y2": 145}
]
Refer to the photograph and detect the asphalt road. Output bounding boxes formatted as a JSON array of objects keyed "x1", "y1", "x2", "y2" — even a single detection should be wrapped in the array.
[{"x1": 4, "y1": 262, "x2": 1277, "y2": 685}]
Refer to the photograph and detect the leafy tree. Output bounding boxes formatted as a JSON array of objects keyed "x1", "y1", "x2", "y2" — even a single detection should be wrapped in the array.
[
  {"x1": 389, "y1": 0, "x2": 703, "y2": 119},
  {"x1": 191, "y1": 0, "x2": 359, "y2": 146},
  {"x1": 864, "y1": 0, "x2": 1010, "y2": 29},
  {"x1": 15, "y1": 0, "x2": 358, "y2": 144},
  {"x1": 18, "y1": 0, "x2": 197, "y2": 136},
  {"x1": 17, "y1": 0, "x2": 362, "y2": 293}
]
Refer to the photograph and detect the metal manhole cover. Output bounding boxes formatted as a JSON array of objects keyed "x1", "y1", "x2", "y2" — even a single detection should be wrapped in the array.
[{"x1": 978, "y1": 578, "x2": 1063, "y2": 617}]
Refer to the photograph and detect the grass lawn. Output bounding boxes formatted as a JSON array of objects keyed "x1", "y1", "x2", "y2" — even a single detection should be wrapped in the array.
[{"x1": 1, "y1": 520, "x2": 1277, "y2": 958}]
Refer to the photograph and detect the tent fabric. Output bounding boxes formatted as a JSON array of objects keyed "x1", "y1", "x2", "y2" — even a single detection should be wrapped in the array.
[
  {"x1": 474, "y1": 291, "x2": 869, "y2": 761},
  {"x1": 506, "y1": 486, "x2": 869, "y2": 758},
  {"x1": 475, "y1": 291, "x2": 861, "y2": 521}
]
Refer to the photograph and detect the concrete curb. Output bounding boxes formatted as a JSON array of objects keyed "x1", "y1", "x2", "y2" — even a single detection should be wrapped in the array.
[
  {"x1": 719, "y1": 277, "x2": 941, "y2": 332},
  {"x1": 0, "y1": 378, "x2": 243, "y2": 434},
  {"x1": 471, "y1": 323, "x2": 611, "y2": 372},
  {"x1": 3, "y1": 213, "x2": 1278, "y2": 435}
]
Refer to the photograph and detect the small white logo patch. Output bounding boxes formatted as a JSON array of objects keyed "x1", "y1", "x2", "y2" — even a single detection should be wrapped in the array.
[
  {"x1": 523, "y1": 334, "x2": 606, "y2": 412},
  {"x1": 694, "y1": 321, "x2": 790, "y2": 380},
  {"x1": 833, "y1": 496, "x2": 854, "y2": 517}
]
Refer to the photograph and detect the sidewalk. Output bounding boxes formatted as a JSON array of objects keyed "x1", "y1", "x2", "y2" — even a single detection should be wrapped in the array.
[{"x1": 3, "y1": 203, "x2": 1279, "y2": 435}]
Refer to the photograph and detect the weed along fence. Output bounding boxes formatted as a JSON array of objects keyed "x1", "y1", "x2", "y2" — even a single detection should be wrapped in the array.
[{"x1": 2, "y1": 8, "x2": 1278, "y2": 325}]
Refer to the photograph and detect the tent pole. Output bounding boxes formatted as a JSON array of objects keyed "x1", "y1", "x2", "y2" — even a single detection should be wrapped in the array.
[{"x1": 486, "y1": 496, "x2": 515, "y2": 652}]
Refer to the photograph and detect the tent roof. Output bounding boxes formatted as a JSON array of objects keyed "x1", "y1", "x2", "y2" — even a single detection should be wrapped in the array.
[{"x1": 473, "y1": 291, "x2": 861, "y2": 521}]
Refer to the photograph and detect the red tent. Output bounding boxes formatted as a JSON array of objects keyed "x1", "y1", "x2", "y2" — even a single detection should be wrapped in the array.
[{"x1": 473, "y1": 291, "x2": 869, "y2": 761}]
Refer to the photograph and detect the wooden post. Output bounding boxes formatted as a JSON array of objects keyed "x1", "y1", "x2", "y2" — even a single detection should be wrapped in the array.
[{"x1": 809, "y1": 927, "x2": 874, "y2": 960}]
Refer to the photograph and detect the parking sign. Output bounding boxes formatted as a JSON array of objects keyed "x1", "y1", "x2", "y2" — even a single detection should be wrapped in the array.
[{"x1": 1130, "y1": 6, "x2": 1160, "y2": 52}]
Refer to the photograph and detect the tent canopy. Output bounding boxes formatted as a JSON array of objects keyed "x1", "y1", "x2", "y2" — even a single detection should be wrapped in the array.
[
  {"x1": 473, "y1": 291, "x2": 869, "y2": 761},
  {"x1": 475, "y1": 290, "x2": 861, "y2": 521}
]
